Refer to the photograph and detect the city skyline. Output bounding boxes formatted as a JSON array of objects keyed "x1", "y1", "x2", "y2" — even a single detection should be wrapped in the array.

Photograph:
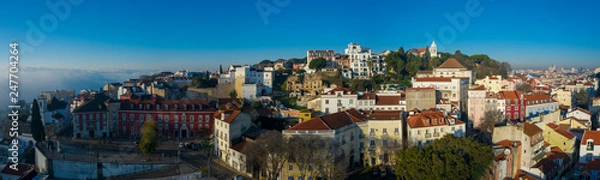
[{"x1": 1, "y1": 0, "x2": 599, "y2": 71}]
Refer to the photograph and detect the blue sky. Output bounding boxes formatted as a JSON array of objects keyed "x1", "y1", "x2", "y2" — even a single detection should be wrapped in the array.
[{"x1": 1, "y1": 0, "x2": 600, "y2": 71}]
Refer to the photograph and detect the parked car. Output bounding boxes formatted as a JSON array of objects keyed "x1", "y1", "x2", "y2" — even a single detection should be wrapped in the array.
[
  {"x1": 179, "y1": 143, "x2": 184, "y2": 148},
  {"x1": 371, "y1": 166, "x2": 380, "y2": 177},
  {"x1": 380, "y1": 168, "x2": 387, "y2": 178}
]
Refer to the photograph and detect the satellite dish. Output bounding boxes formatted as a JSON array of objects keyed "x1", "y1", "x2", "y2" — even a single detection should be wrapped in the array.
[{"x1": 504, "y1": 149, "x2": 511, "y2": 156}]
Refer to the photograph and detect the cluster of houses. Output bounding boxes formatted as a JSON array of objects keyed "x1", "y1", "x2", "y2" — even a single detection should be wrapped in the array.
[{"x1": 4, "y1": 41, "x2": 600, "y2": 179}]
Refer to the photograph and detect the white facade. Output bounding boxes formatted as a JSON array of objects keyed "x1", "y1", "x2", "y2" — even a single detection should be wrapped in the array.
[
  {"x1": 321, "y1": 88, "x2": 358, "y2": 114},
  {"x1": 345, "y1": 43, "x2": 372, "y2": 79},
  {"x1": 214, "y1": 110, "x2": 252, "y2": 167},
  {"x1": 579, "y1": 130, "x2": 600, "y2": 163},
  {"x1": 566, "y1": 108, "x2": 592, "y2": 121},
  {"x1": 412, "y1": 77, "x2": 469, "y2": 109}
]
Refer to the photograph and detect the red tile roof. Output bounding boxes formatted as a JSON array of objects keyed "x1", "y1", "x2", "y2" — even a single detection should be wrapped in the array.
[
  {"x1": 324, "y1": 88, "x2": 357, "y2": 95},
  {"x1": 575, "y1": 107, "x2": 592, "y2": 115},
  {"x1": 214, "y1": 110, "x2": 242, "y2": 123},
  {"x1": 546, "y1": 123, "x2": 575, "y2": 139},
  {"x1": 230, "y1": 141, "x2": 248, "y2": 152},
  {"x1": 591, "y1": 96, "x2": 600, "y2": 101},
  {"x1": 358, "y1": 92, "x2": 376, "y2": 100},
  {"x1": 580, "y1": 159, "x2": 600, "y2": 174},
  {"x1": 367, "y1": 111, "x2": 403, "y2": 121},
  {"x1": 287, "y1": 109, "x2": 365, "y2": 131},
  {"x1": 407, "y1": 111, "x2": 464, "y2": 128},
  {"x1": 414, "y1": 77, "x2": 452, "y2": 82},
  {"x1": 437, "y1": 58, "x2": 466, "y2": 69},
  {"x1": 376, "y1": 95, "x2": 404, "y2": 105},
  {"x1": 523, "y1": 122, "x2": 543, "y2": 137},
  {"x1": 469, "y1": 85, "x2": 486, "y2": 90},
  {"x1": 581, "y1": 130, "x2": 600, "y2": 145}
]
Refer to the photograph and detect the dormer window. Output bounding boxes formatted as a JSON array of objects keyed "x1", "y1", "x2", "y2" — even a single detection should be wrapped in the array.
[{"x1": 587, "y1": 140, "x2": 594, "y2": 151}]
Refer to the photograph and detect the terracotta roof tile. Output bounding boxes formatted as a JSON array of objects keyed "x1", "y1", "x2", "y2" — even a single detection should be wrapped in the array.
[
  {"x1": 376, "y1": 95, "x2": 403, "y2": 105},
  {"x1": 523, "y1": 122, "x2": 543, "y2": 137},
  {"x1": 324, "y1": 88, "x2": 357, "y2": 95},
  {"x1": 287, "y1": 109, "x2": 366, "y2": 131},
  {"x1": 414, "y1": 77, "x2": 452, "y2": 82},
  {"x1": 575, "y1": 107, "x2": 592, "y2": 115},
  {"x1": 582, "y1": 130, "x2": 600, "y2": 145},
  {"x1": 358, "y1": 92, "x2": 376, "y2": 100},
  {"x1": 407, "y1": 111, "x2": 458, "y2": 128},
  {"x1": 230, "y1": 141, "x2": 248, "y2": 152},
  {"x1": 438, "y1": 58, "x2": 466, "y2": 69},
  {"x1": 546, "y1": 123, "x2": 575, "y2": 139}
]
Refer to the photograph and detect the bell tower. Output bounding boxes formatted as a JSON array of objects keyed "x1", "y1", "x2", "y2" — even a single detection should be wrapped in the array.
[{"x1": 429, "y1": 41, "x2": 438, "y2": 58}]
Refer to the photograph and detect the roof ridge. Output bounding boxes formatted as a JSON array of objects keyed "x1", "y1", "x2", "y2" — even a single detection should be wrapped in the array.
[{"x1": 317, "y1": 117, "x2": 331, "y2": 130}]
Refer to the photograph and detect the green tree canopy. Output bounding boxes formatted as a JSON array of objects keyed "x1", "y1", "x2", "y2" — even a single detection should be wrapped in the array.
[
  {"x1": 229, "y1": 90, "x2": 238, "y2": 99},
  {"x1": 308, "y1": 58, "x2": 327, "y2": 70},
  {"x1": 259, "y1": 59, "x2": 272, "y2": 64},
  {"x1": 395, "y1": 135, "x2": 493, "y2": 180},
  {"x1": 139, "y1": 118, "x2": 159, "y2": 160}
]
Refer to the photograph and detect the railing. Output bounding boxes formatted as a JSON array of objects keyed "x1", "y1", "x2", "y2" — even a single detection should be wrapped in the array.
[
  {"x1": 425, "y1": 133, "x2": 432, "y2": 138},
  {"x1": 433, "y1": 132, "x2": 440, "y2": 137}
]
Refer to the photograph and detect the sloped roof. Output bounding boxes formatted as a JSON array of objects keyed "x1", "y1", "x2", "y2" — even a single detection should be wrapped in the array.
[
  {"x1": 546, "y1": 123, "x2": 575, "y2": 139},
  {"x1": 47, "y1": 97, "x2": 68, "y2": 111},
  {"x1": 407, "y1": 111, "x2": 464, "y2": 128},
  {"x1": 214, "y1": 110, "x2": 242, "y2": 124},
  {"x1": 437, "y1": 58, "x2": 466, "y2": 69},
  {"x1": 376, "y1": 94, "x2": 404, "y2": 105},
  {"x1": 72, "y1": 94, "x2": 111, "y2": 113},
  {"x1": 287, "y1": 109, "x2": 365, "y2": 131},
  {"x1": 514, "y1": 170, "x2": 541, "y2": 180},
  {"x1": 324, "y1": 88, "x2": 357, "y2": 95},
  {"x1": 523, "y1": 122, "x2": 543, "y2": 137},
  {"x1": 582, "y1": 130, "x2": 600, "y2": 145}
]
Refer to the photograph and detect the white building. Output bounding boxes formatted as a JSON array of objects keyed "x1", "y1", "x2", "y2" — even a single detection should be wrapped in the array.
[
  {"x1": 321, "y1": 88, "x2": 358, "y2": 114},
  {"x1": 345, "y1": 43, "x2": 372, "y2": 79},
  {"x1": 579, "y1": 130, "x2": 600, "y2": 163},
  {"x1": 566, "y1": 107, "x2": 592, "y2": 121},
  {"x1": 214, "y1": 110, "x2": 253, "y2": 167},
  {"x1": 523, "y1": 94, "x2": 558, "y2": 119},
  {"x1": 412, "y1": 77, "x2": 469, "y2": 109},
  {"x1": 475, "y1": 75, "x2": 503, "y2": 93},
  {"x1": 406, "y1": 111, "x2": 466, "y2": 147},
  {"x1": 430, "y1": 58, "x2": 475, "y2": 84},
  {"x1": 408, "y1": 41, "x2": 438, "y2": 58}
]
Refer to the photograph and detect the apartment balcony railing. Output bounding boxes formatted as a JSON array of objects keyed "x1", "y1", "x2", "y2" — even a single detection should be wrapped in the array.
[{"x1": 425, "y1": 133, "x2": 432, "y2": 138}]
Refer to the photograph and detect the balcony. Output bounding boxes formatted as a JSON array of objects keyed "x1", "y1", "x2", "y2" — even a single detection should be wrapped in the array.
[
  {"x1": 433, "y1": 132, "x2": 440, "y2": 137},
  {"x1": 337, "y1": 103, "x2": 343, "y2": 107},
  {"x1": 425, "y1": 133, "x2": 432, "y2": 138}
]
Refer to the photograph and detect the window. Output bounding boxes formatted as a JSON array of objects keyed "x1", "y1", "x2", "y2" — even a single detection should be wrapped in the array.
[
  {"x1": 289, "y1": 165, "x2": 294, "y2": 171},
  {"x1": 158, "y1": 115, "x2": 163, "y2": 122},
  {"x1": 174, "y1": 115, "x2": 179, "y2": 122},
  {"x1": 349, "y1": 99, "x2": 354, "y2": 104},
  {"x1": 205, "y1": 115, "x2": 210, "y2": 122},
  {"x1": 587, "y1": 154, "x2": 592, "y2": 161},
  {"x1": 199, "y1": 115, "x2": 203, "y2": 122},
  {"x1": 395, "y1": 128, "x2": 399, "y2": 135},
  {"x1": 325, "y1": 100, "x2": 329, "y2": 104},
  {"x1": 130, "y1": 114, "x2": 134, "y2": 121},
  {"x1": 325, "y1": 108, "x2": 329, "y2": 113},
  {"x1": 121, "y1": 114, "x2": 126, "y2": 121},
  {"x1": 165, "y1": 116, "x2": 169, "y2": 122},
  {"x1": 587, "y1": 141, "x2": 594, "y2": 151},
  {"x1": 382, "y1": 128, "x2": 387, "y2": 135},
  {"x1": 370, "y1": 140, "x2": 375, "y2": 146},
  {"x1": 190, "y1": 115, "x2": 194, "y2": 122}
]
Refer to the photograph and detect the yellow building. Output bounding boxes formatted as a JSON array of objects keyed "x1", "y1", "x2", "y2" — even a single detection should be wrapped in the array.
[
  {"x1": 559, "y1": 118, "x2": 591, "y2": 130},
  {"x1": 406, "y1": 87, "x2": 436, "y2": 111},
  {"x1": 406, "y1": 111, "x2": 466, "y2": 147},
  {"x1": 299, "y1": 109, "x2": 312, "y2": 122},
  {"x1": 475, "y1": 75, "x2": 503, "y2": 93},
  {"x1": 544, "y1": 123, "x2": 576, "y2": 154},
  {"x1": 282, "y1": 109, "x2": 366, "y2": 180},
  {"x1": 363, "y1": 111, "x2": 403, "y2": 166},
  {"x1": 551, "y1": 89, "x2": 574, "y2": 108}
]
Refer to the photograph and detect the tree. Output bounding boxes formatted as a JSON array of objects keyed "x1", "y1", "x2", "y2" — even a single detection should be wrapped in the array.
[
  {"x1": 259, "y1": 59, "x2": 272, "y2": 65},
  {"x1": 576, "y1": 89, "x2": 589, "y2": 109},
  {"x1": 30, "y1": 99, "x2": 45, "y2": 142},
  {"x1": 229, "y1": 90, "x2": 238, "y2": 99},
  {"x1": 243, "y1": 131, "x2": 289, "y2": 180},
  {"x1": 219, "y1": 64, "x2": 223, "y2": 73},
  {"x1": 308, "y1": 58, "x2": 327, "y2": 70},
  {"x1": 395, "y1": 135, "x2": 493, "y2": 180},
  {"x1": 139, "y1": 118, "x2": 159, "y2": 160},
  {"x1": 479, "y1": 109, "x2": 505, "y2": 133},
  {"x1": 515, "y1": 83, "x2": 532, "y2": 93},
  {"x1": 252, "y1": 101, "x2": 262, "y2": 108}
]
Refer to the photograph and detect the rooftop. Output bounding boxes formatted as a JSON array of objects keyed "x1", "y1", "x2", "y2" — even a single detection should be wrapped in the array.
[
  {"x1": 581, "y1": 130, "x2": 600, "y2": 145},
  {"x1": 437, "y1": 58, "x2": 466, "y2": 69}
]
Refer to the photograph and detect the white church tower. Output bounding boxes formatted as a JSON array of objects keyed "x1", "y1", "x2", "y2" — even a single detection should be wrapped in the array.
[{"x1": 429, "y1": 41, "x2": 438, "y2": 58}]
